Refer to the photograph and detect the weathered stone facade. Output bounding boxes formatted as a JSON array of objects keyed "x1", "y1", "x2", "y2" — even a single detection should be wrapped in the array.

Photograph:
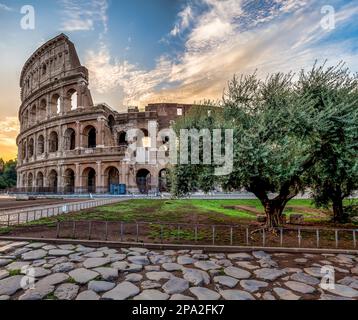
[{"x1": 16, "y1": 34, "x2": 193, "y2": 194}]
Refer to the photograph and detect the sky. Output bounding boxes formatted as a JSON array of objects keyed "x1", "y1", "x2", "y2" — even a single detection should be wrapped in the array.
[{"x1": 0, "y1": 0, "x2": 357, "y2": 161}]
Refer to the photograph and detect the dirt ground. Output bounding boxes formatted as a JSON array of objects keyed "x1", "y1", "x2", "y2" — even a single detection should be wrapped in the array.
[{"x1": 0, "y1": 198, "x2": 87, "y2": 211}]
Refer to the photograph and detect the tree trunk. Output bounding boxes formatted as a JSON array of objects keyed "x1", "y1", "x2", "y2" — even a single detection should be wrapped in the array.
[
  {"x1": 332, "y1": 196, "x2": 347, "y2": 223},
  {"x1": 263, "y1": 200, "x2": 285, "y2": 228}
]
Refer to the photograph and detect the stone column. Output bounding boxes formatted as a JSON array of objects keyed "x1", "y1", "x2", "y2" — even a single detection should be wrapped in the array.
[
  {"x1": 96, "y1": 161, "x2": 103, "y2": 193},
  {"x1": 97, "y1": 116, "x2": 105, "y2": 148},
  {"x1": 75, "y1": 163, "x2": 81, "y2": 194},
  {"x1": 58, "y1": 125, "x2": 63, "y2": 156},
  {"x1": 46, "y1": 93, "x2": 51, "y2": 119}
]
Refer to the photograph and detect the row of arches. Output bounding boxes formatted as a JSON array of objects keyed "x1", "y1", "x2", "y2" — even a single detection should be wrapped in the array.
[
  {"x1": 21, "y1": 125, "x2": 97, "y2": 160},
  {"x1": 21, "y1": 167, "x2": 170, "y2": 194},
  {"x1": 21, "y1": 89, "x2": 78, "y2": 129}
]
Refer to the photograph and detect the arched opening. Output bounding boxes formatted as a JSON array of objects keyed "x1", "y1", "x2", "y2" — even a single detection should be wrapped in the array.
[
  {"x1": 27, "y1": 173, "x2": 33, "y2": 190},
  {"x1": 67, "y1": 89, "x2": 78, "y2": 111},
  {"x1": 51, "y1": 94, "x2": 61, "y2": 115},
  {"x1": 30, "y1": 105, "x2": 36, "y2": 124},
  {"x1": 136, "y1": 169, "x2": 151, "y2": 194},
  {"x1": 48, "y1": 170, "x2": 58, "y2": 193},
  {"x1": 118, "y1": 131, "x2": 127, "y2": 146},
  {"x1": 28, "y1": 138, "x2": 34, "y2": 158},
  {"x1": 42, "y1": 63, "x2": 47, "y2": 75},
  {"x1": 83, "y1": 167, "x2": 96, "y2": 193},
  {"x1": 23, "y1": 110, "x2": 29, "y2": 128},
  {"x1": 22, "y1": 141, "x2": 27, "y2": 160},
  {"x1": 49, "y1": 131, "x2": 59, "y2": 153},
  {"x1": 84, "y1": 125, "x2": 96, "y2": 148},
  {"x1": 22, "y1": 174, "x2": 27, "y2": 189},
  {"x1": 37, "y1": 135, "x2": 44, "y2": 155},
  {"x1": 64, "y1": 169, "x2": 75, "y2": 194},
  {"x1": 38, "y1": 99, "x2": 47, "y2": 121},
  {"x1": 64, "y1": 128, "x2": 76, "y2": 150},
  {"x1": 159, "y1": 169, "x2": 170, "y2": 192},
  {"x1": 140, "y1": 128, "x2": 150, "y2": 147},
  {"x1": 105, "y1": 166, "x2": 120, "y2": 193},
  {"x1": 36, "y1": 172, "x2": 44, "y2": 190},
  {"x1": 108, "y1": 115, "x2": 115, "y2": 133}
]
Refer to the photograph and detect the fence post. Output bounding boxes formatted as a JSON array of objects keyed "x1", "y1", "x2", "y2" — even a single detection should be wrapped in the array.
[
  {"x1": 335, "y1": 230, "x2": 339, "y2": 248},
  {"x1": 160, "y1": 225, "x2": 164, "y2": 244},
  {"x1": 120, "y1": 222, "x2": 124, "y2": 241},
  {"x1": 136, "y1": 223, "x2": 139, "y2": 242},
  {"x1": 230, "y1": 227, "x2": 233, "y2": 246},
  {"x1": 17, "y1": 213, "x2": 20, "y2": 225},
  {"x1": 212, "y1": 226, "x2": 216, "y2": 245},
  {"x1": 194, "y1": 226, "x2": 198, "y2": 243},
  {"x1": 72, "y1": 221, "x2": 76, "y2": 239},
  {"x1": 88, "y1": 221, "x2": 92, "y2": 240},
  {"x1": 262, "y1": 229, "x2": 266, "y2": 247},
  {"x1": 316, "y1": 229, "x2": 320, "y2": 248},
  {"x1": 353, "y1": 230, "x2": 357, "y2": 248},
  {"x1": 298, "y1": 229, "x2": 301, "y2": 248},
  {"x1": 56, "y1": 222, "x2": 60, "y2": 238},
  {"x1": 105, "y1": 221, "x2": 108, "y2": 241},
  {"x1": 7, "y1": 214, "x2": 10, "y2": 227},
  {"x1": 280, "y1": 228, "x2": 283, "y2": 247},
  {"x1": 177, "y1": 225, "x2": 180, "y2": 241},
  {"x1": 246, "y1": 228, "x2": 249, "y2": 245}
]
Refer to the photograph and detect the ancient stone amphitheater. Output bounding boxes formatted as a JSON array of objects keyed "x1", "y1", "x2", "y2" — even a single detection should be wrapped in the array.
[{"x1": 16, "y1": 34, "x2": 193, "y2": 194}]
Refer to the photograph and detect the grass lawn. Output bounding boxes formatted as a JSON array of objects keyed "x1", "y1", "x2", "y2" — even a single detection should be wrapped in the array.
[{"x1": 20, "y1": 198, "x2": 356, "y2": 228}]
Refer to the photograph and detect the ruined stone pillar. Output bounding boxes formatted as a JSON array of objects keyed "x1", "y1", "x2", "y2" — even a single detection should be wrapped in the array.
[
  {"x1": 96, "y1": 161, "x2": 103, "y2": 193},
  {"x1": 75, "y1": 163, "x2": 81, "y2": 194}
]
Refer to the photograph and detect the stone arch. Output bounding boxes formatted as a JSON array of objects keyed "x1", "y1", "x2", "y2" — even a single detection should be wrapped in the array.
[
  {"x1": 49, "y1": 131, "x2": 59, "y2": 153},
  {"x1": 38, "y1": 99, "x2": 47, "y2": 121},
  {"x1": 108, "y1": 115, "x2": 115, "y2": 133},
  {"x1": 27, "y1": 172, "x2": 33, "y2": 189},
  {"x1": 64, "y1": 128, "x2": 76, "y2": 150},
  {"x1": 37, "y1": 135, "x2": 45, "y2": 155},
  {"x1": 82, "y1": 167, "x2": 96, "y2": 193},
  {"x1": 30, "y1": 104, "x2": 36, "y2": 124},
  {"x1": 28, "y1": 138, "x2": 34, "y2": 158},
  {"x1": 104, "y1": 166, "x2": 120, "y2": 192},
  {"x1": 48, "y1": 169, "x2": 58, "y2": 192},
  {"x1": 66, "y1": 88, "x2": 78, "y2": 112},
  {"x1": 64, "y1": 168, "x2": 75, "y2": 193},
  {"x1": 22, "y1": 140, "x2": 27, "y2": 160},
  {"x1": 159, "y1": 168, "x2": 170, "y2": 192},
  {"x1": 136, "y1": 169, "x2": 151, "y2": 194},
  {"x1": 36, "y1": 171, "x2": 44, "y2": 189},
  {"x1": 118, "y1": 131, "x2": 127, "y2": 145},
  {"x1": 22, "y1": 173, "x2": 27, "y2": 189},
  {"x1": 83, "y1": 125, "x2": 97, "y2": 148},
  {"x1": 23, "y1": 109, "x2": 29, "y2": 128},
  {"x1": 51, "y1": 93, "x2": 61, "y2": 116}
]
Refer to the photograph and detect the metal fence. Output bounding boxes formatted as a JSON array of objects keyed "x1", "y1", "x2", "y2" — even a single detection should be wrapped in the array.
[
  {"x1": 0, "y1": 198, "x2": 122, "y2": 227},
  {"x1": 51, "y1": 220, "x2": 358, "y2": 250}
]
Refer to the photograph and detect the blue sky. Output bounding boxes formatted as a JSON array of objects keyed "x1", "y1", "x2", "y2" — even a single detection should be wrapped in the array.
[{"x1": 0, "y1": 0, "x2": 358, "y2": 159}]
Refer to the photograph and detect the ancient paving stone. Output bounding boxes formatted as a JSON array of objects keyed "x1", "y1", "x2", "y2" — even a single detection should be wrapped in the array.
[
  {"x1": 0, "y1": 276, "x2": 24, "y2": 295},
  {"x1": 290, "y1": 273, "x2": 320, "y2": 286},
  {"x1": 191, "y1": 250, "x2": 203, "y2": 254},
  {"x1": 192, "y1": 254, "x2": 209, "y2": 260},
  {"x1": 194, "y1": 261, "x2": 221, "y2": 271},
  {"x1": 220, "y1": 290, "x2": 255, "y2": 300},
  {"x1": 227, "y1": 253, "x2": 253, "y2": 261},
  {"x1": 68, "y1": 268, "x2": 99, "y2": 284},
  {"x1": 84, "y1": 251, "x2": 104, "y2": 258},
  {"x1": 236, "y1": 261, "x2": 259, "y2": 270},
  {"x1": 170, "y1": 294, "x2": 195, "y2": 300},
  {"x1": 108, "y1": 254, "x2": 126, "y2": 262},
  {"x1": 18, "y1": 283, "x2": 55, "y2": 300},
  {"x1": 32, "y1": 260, "x2": 47, "y2": 267},
  {"x1": 48, "y1": 249, "x2": 74, "y2": 256},
  {"x1": 177, "y1": 256, "x2": 196, "y2": 265},
  {"x1": 213, "y1": 276, "x2": 238, "y2": 288},
  {"x1": 48, "y1": 257, "x2": 68, "y2": 265},
  {"x1": 127, "y1": 255, "x2": 150, "y2": 266},
  {"x1": 162, "y1": 263, "x2": 183, "y2": 271},
  {"x1": 21, "y1": 267, "x2": 51, "y2": 278},
  {"x1": 83, "y1": 257, "x2": 110, "y2": 269},
  {"x1": 22, "y1": 249, "x2": 47, "y2": 261},
  {"x1": 58, "y1": 244, "x2": 76, "y2": 251},
  {"x1": 0, "y1": 242, "x2": 29, "y2": 254},
  {"x1": 141, "y1": 281, "x2": 162, "y2": 290},
  {"x1": 145, "y1": 265, "x2": 160, "y2": 271},
  {"x1": 319, "y1": 294, "x2": 352, "y2": 300},
  {"x1": 252, "y1": 251, "x2": 270, "y2": 259},
  {"x1": 129, "y1": 247, "x2": 149, "y2": 254},
  {"x1": 126, "y1": 264, "x2": 143, "y2": 273},
  {"x1": 146, "y1": 271, "x2": 173, "y2": 281},
  {"x1": 150, "y1": 255, "x2": 173, "y2": 264},
  {"x1": 190, "y1": 287, "x2": 220, "y2": 300},
  {"x1": 125, "y1": 273, "x2": 143, "y2": 282},
  {"x1": 338, "y1": 276, "x2": 358, "y2": 289},
  {"x1": 258, "y1": 258, "x2": 278, "y2": 268},
  {"x1": 224, "y1": 266, "x2": 251, "y2": 279},
  {"x1": 163, "y1": 250, "x2": 176, "y2": 256},
  {"x1": 262, "y1": 292, "x2": 276, "y2": 300},
  {"x1": 284, "y1": 281, "x2": 316, "y2": 294},
  {"x1": 26, "y1": 243, "x2": 47, "y2": 249},
  {"x1": 0, "y1": 259, "x2": 12, "y2": 267},
  {"x1": 102, "y1": 281, "x2": 140, "y2": 300},
  {"x1": 216, "y1": 259, "x2": 232, "y2": 267},
  {"x1": 334, "y1": 266, "x2": 349, "y2": 274},
  {"x1": 351, "y1": 266, "x2": 358, "y2": 274},
  {"x1": 295, "y1": 258, "x2": 308, "y2": 264},
  {"x1": 182, "y1": 268, "x2": 210, "y2": 286},
  {"x1": 163, "y1": 277, "x2": 189, "y2": 294},
  {"x1": 54, "y1": 283, "x2": 79, "y2": 300},
  {"x1": 240, "y1": 280, "x2": 269, "y2": 292},
  {"x1": 254, "y1": 268, "x2": 286, "y2": 281},
  {"x1": 76, "y1": 290, "x2": 100, "y2": 300},
  {"x1": 12, "y1": 247, "x2": 31, "y2": 257},
  {"x1": 88, "y1": 280, "x2": 116, "y2": 293},
  {"x1": 37, "y1": 273, "x2": 69, "y2": 286},
  {"x1": 134, "y1": 290, "x2": 169, "y2": 300},
  {"x1": 69, "y1": 254, "x2": 85, "y2": 263},
  {"x1": 273, "y1": 288, "x2": 300, "y2": 300},
  {"x1": 52, "y1": 262, "x2": 76, "y2": 273},
  {"x1": 111, "y1": 261, "x2": 142, "y2": 272},
  {"x1": 304, "y1": 267, "x2": 324, "y2": 278},
  {"x1": 0, "y1": 270, "x2": 9, "y2": 280},
  {"x1": 323, "y1": 284, "x2": 358, "y2": 298},
  {"x1": 283, "y1": 268, "x2": 302, "y2": 273},
  {"x1": 93, "y1": 267, "x2": 118, "y2": 281},
  {"x1": 42, "y1": 245, "x2": 57, "y2": 251},
  {"x1": 76, "y1": 246, "x2": 96, "y2": 254}
]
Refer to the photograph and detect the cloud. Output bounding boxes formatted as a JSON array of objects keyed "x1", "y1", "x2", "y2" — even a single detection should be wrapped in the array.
[
  {"x1": 0, "y1": 3, "x2": 13, "y2": 12},
  {"x1": 59, "y1": 0, "x2": 108, "y2": 32},
  {"x1": 170, "y1": 5, "x2": 193, "y2": 36},
  {"x1": 0, "y1": 117, "x2": 19, "y2": 161},
  {"x1": 86, "y1": 0, "x2": 358, "y2": 109}
]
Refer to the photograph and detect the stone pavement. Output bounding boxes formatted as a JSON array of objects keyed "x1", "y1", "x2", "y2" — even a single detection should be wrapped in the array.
[{"x1": 0, "y1": 241, "x2": 357, "y2": 300}]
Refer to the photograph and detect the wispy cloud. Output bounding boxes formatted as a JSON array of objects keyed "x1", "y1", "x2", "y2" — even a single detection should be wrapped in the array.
[
  {"x1": 85, "y1": 0, "x2": 358, "y2": 109},
  {"x1": 0, "y1": 3, "x2": 13, "y2": 12},
  {"x1": 170, "y1": 5, "x2": 193, "y2": 37},
  {"x1": 59, "y1": 0, "x2": 108, "y2": 32}
]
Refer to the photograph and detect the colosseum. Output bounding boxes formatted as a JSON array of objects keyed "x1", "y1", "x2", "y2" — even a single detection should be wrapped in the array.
[{"x1": 16, "y1": 34, "x2": 194, "y2": 194}]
